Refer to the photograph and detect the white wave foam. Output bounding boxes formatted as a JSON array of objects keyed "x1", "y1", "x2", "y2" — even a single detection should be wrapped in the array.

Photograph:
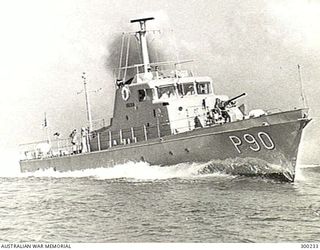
[
  {"x1": 0, "y1": 149, "x2": 233, "y2": 180},
  {"x1": 20, "y1": 161, "x2": 229, "y2": 180},
  {"x1": 295, "y1": 164, "x2": 308, "y2": 181},
  {"x1": 1, "y1": 148, "x2": 311, "y2": 182}
]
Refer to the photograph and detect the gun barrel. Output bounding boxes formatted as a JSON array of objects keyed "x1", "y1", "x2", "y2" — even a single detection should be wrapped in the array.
[{"x1": 228, "y1": 92, "x2": 246, "y2": 103}]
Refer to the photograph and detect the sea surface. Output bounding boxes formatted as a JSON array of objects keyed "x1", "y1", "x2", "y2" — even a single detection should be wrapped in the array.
[{"x1": 0, "y1": 156, "x2": 320, "y2": 243}]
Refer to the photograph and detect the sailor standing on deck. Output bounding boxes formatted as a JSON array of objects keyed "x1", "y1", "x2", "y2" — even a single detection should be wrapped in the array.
[
  {"x1": 194, "y1": 116, "x2": 203, "y2": 128},
  {"x1": 69, "y1": 129, "x2": 78, "y2": 154},
  {"x1": 143, "y1": 68, "x2": 153, "y2": 81},
  {"x1": 81, "y1": 127, "x2": 89, "y2": 153}
]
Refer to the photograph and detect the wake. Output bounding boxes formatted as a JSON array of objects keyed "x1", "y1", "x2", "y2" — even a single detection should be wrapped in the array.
[
  {"x1": 0, "y1": 151, "x2": 231, "y2": 180},
  {"x1": 20, "y1": 161, "x2": 232, "y2": 180},
  {"x1": 0, "y1": 149, "x2": 308, "y2": 181}
]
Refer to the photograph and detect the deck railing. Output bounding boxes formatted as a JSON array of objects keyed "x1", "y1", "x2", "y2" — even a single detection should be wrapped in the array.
[{"x1": 19, "y1": 111, "x2": 235, "y2": 161}]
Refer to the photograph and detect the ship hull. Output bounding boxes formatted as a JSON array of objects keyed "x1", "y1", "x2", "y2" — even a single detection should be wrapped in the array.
[{"x1": 19, "y1": 109, "x2": 310, "y2": 182}]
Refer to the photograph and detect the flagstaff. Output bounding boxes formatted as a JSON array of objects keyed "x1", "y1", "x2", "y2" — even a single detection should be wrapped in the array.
[{"x1": 81, "y1": 72, "x2": 93, "y2": 132}]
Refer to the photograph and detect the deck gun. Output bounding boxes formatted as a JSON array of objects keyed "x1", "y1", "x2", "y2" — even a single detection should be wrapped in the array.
[{"x1": 220, "y1": 92, "x2": 247, "y2": 108}]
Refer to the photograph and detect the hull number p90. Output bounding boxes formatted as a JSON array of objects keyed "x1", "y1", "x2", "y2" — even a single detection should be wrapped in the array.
[{"x1": 229, "y1": 132, "x2": 275, "y2": 154}]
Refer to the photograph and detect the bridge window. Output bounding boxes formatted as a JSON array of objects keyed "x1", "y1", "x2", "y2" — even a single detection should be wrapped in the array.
[
  {"x1": 157, "y1": 85, "x2": 176, "y2": 99},
  {"x1": 138, "y1": 88, "x2": 154, "y2": 102},
  {"x1": 182, "y1": 82, "x2": 195, "y2": 96},
  {"x1": 146, "y1": 89, "x2": 153, "y2": 100},
  {"x1": 196, "y1": 82, "x2": 212, "y2": 94},
  {"x1": 138, "y1": 90, "x2": 146, "y2": 101},
  {"x1": 177, "y1": 84, "x2": 183, "y2": 96}
]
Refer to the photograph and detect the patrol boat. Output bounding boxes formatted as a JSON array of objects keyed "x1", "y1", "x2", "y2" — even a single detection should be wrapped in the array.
[{"x1": 19, "y1": 17, "x2": 311, "y2": 182}]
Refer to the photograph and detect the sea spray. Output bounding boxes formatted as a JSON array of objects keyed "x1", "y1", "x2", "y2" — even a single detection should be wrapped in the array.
[
  {"x1": 19, "y1": 161, "x2": 231, "y2": 180},
  {"x1": 0, "y1": 148, "x2": 310, "y2": 182}
]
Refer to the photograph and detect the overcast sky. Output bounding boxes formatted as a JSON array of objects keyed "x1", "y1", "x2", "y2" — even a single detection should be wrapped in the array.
[{"x1": 0, "y1": 0, "x2": 319, "y2": 163}]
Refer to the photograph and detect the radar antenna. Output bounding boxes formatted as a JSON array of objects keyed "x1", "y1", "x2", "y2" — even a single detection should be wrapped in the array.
[{"x1": 130, "y1": 17, "x2": 154, "y2": 73}]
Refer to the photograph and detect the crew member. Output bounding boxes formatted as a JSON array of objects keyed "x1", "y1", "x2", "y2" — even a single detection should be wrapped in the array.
[
  {"x1": 143, "y1": 68, "x2": 153, "y2": 81},
  {"x1": 212, "y1": 109, "x2": 220, "y2": 123},
  {"x1": 214, "y1": 99, "x2": 222, "y2": 115},
  {"x1": 215, "y1": 98, "x2": 230, "y2": 123},
  {"x1": 116, "y1": 79, "x2": 124, "y2": 88},
  {"x1": 206, "y1": 112, "x2": 213, "y2": 125},
  {"x1": 194, "y1": 116, "x2": 203, "y2": 128},
  {"x1": 155, "y1": 66, "x2": 164, "y2": 79},
  {"x1": 219, "y1": 101, "x2": 231, "y2": 123},
  {"x1": 81, "y1": 127, "x2": 89, "y2": 153},
  {"x1": 69, "y1": 129, "x2": 78, "y2": 154}
]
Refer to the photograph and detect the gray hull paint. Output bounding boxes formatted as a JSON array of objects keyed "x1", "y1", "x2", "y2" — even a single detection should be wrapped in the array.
[{"x1": 20, "y1": 109, "x2": 310, "y2": 181}]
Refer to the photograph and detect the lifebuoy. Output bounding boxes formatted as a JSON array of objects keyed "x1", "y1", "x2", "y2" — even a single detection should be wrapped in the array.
[{"x1": 121, "y1": 86, "x2": 130, "y2": 101}]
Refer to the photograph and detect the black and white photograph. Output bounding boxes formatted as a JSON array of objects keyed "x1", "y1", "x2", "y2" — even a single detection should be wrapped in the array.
[{"x1": 0, "y1": 0, "x2": 319, "y2": 247}]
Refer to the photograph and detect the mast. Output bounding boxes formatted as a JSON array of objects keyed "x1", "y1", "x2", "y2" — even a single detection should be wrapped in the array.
[
  {"x1": 130, "y1": 17, "x2": 154, "y2": 73},
  {"x1": 81, "y1": 72, "x2": 93, "y2": 132},
  {"x1": 43, "y1": 112, "x2": 51, "y2": 145}
]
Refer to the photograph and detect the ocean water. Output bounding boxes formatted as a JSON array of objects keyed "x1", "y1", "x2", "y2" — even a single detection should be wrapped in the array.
[{"x1": 0, "y1": 154, "x2": 320, "y2": 243}]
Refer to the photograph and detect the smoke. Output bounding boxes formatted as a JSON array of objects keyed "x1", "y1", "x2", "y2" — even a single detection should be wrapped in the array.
[
  {"x1": 104, "y1": 32, "x2": 143, "y2": 80},
  {"x1": 104, "y1": 10, "x2": 196, "y2": 80}
]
